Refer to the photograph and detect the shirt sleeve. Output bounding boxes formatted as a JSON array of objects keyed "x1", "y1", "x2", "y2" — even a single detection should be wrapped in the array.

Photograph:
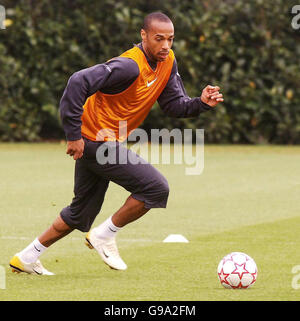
[
  {"x1": 157, "y1": 58, "x2": 213, "y2": 118},
  {"x1": 59, "y1": 58, "x2": 139, "y2": 141}
]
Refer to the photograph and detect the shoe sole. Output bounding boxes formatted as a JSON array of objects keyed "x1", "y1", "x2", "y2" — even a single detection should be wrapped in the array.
[
  {"x1": 85, "y1": 237, "x2": 94, "y2": 249},
  {"x1": 9, "y1": 264, "x2": 23, "y2": 273},
  {"x1": 9, "y1": 256, "x2": 26, "y2": 274}
]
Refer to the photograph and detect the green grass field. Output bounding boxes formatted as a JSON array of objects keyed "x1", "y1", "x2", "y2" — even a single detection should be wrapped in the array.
[{"x1": 1, "y1": 143, "x2": 300, "y2": 301}]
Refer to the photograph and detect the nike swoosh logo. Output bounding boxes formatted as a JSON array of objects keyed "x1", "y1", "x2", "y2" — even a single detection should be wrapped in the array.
[
  {"x1": 32, "y1": 268, "x2": 42, "y2": 275},
  {"x1": 109, "y1": 227, "x2": 117, "y2": 233},
  {"x1": 34, "y1": 245, "x2": 41, "y2": 252},
  {"x1": 102, "y1": 249, "x2": 109, "y2": 258},
  {"x1": 147, "y1": 78, "x2": 157, "y2": 87}
]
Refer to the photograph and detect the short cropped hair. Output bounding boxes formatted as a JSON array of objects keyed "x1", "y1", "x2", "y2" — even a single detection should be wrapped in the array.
[{"x1": 142, "y1": 12, "x2": 172, "y2": 31}]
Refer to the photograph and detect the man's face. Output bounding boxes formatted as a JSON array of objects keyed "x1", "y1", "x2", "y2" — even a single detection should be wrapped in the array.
[{"x1": 141, "y1": 20, "x2": 174, "y2": 62}]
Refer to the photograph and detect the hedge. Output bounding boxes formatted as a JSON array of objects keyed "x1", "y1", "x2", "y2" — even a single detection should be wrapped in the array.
[{"x1": 0, "y1": 0, "x2": 299, "y2": 143}]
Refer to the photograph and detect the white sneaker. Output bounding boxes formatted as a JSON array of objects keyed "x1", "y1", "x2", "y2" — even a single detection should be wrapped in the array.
[
  {"x1": 9, "y1": 254, "x2": 54, "y2": 275},
  {"x1": 85, "y1": 229, "x2": 127, "y2": 270}
]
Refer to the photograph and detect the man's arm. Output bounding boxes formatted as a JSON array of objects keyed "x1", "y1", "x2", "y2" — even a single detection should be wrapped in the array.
[
  {"x1": 59, "y1": 58, "x2": 139, "y2": 159},
  {"x1": 60, "y1": 64, "x2": 111, "y2": 142},
  {"x1": 157, "y1": 58, "x2": 223, "y2": 117}
]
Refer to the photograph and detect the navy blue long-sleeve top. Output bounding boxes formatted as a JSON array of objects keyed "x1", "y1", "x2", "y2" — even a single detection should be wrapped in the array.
[{"x1": 60, "y1": 43, "x2": 212, "y2": 141}]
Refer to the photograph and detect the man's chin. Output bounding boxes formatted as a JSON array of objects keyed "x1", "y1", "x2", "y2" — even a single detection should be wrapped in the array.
[{"x1": 157, "y1": 55, "x2": 168, "y2": 62}]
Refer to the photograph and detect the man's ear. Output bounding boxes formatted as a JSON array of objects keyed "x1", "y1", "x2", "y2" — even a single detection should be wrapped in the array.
[{"x1": 140, "y1": 29, "x2": 146, "y2": 42}]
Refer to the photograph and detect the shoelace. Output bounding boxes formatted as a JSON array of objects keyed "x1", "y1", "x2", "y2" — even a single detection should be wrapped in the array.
[
  {"x1": 32, "y1": 261, "x2": 43, "y2": 274},
  {"x1": 104, "y1": 239, "x2": 120, "y2": 257},
  {"x1": 92, "y1": 234, "x2": 121, "y2": 258}
]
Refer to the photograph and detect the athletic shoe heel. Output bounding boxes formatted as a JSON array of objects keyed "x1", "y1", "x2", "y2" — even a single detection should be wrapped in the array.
[{"x1": 85, "y1": 238, "x2": 94, "y2": 249}]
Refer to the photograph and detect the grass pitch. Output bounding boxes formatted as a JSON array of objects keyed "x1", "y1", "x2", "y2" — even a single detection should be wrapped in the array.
[{"x1": 1, "y1": 143, "x2": 300, "y2": 301}]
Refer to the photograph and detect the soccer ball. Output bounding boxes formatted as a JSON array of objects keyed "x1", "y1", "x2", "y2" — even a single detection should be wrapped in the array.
[{"x1": 217, "y1": 252, "x2": 257, "y2": 289}]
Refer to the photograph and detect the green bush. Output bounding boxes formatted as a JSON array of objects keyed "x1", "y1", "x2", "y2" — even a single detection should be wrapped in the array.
[{"x1": 0, "y1": 0, "x2": 299, "y2": 143}]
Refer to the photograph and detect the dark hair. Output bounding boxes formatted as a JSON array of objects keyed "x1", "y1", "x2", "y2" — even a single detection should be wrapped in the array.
[{"x1": 142, "y1": 12, "x2": 172, "y2": 31}]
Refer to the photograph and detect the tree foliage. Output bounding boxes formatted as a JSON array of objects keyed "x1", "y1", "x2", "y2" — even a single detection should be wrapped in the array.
[{"x1": 0, "y1": 0, "x2": 299, "y2": 143}]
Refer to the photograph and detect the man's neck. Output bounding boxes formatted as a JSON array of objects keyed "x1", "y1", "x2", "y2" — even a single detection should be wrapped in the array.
[{"x1": 138, "y1": 43, "x2": 157, "y2": 71}]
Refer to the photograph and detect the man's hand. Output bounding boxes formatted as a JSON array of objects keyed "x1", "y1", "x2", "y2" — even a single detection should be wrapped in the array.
[
  {"x1": 66, "y1": 138, "x2": 84, "y2": 160},
  {"x1": 201, "y1": 85, "x2": 224, "y2": 107}
]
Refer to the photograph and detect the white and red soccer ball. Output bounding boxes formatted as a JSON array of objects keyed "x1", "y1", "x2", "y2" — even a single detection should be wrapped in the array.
[{"x1": 217, "y1": 252, "x2": 258, "y2": 289}]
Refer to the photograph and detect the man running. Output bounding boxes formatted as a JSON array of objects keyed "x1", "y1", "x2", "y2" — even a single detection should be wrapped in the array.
[{"x1": 10, "y1": 11, "x2": 223, "y2": 274}]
